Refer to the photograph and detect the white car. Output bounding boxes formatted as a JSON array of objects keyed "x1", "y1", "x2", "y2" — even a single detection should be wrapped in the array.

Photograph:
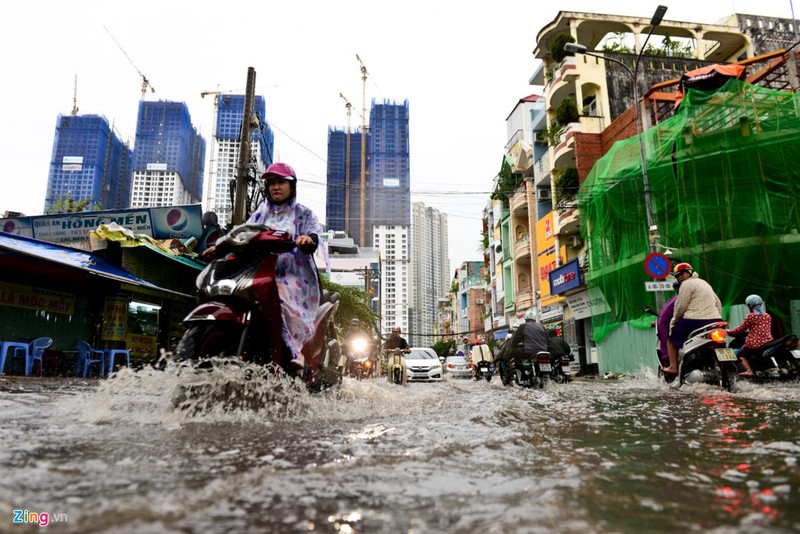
[
  {"x1": 443, "y1": 355, "x2": 473, "y2": 379},
  {"x1": 404, "y1": 347, "x2": 443, "y2": 382}
]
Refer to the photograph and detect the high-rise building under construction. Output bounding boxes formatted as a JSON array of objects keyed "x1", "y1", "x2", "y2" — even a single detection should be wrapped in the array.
[
  {"x1": 208, "y1": 94, "x2": 274, "y2": 225},
  {"x1": 44, "y1": 115, "x2": 133, "y2": 212},
  {"x1": 130, "y1": 100, "x2": 206, "y2": 208},
  {"x1": 325, "y1": 99, "x2": 409, "y2": 247}
]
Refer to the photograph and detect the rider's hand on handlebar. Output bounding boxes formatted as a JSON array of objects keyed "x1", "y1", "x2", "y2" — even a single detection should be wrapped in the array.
[
  {"x1": 201, "y1": 245, "x2": 218, "y2": 260},
  {"x1": 296, "y1": 234, "x2": 316, "y2": 254}
]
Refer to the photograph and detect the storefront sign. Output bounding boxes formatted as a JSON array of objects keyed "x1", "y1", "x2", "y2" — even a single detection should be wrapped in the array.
[
  {"x1": 0, "y1": 281, "x2": 75, "y2": 315},
  {"x1": 535, "y1": 213, "x2": 565, "y2": 307},
  {"x1": 127, "y1": 333, "x2": 158, "y2": 360},
  {"x1": 102, "y1": 297, "x2": 129, "y2": 341},
  {"x1": 0, "y1": 205, "x2": 204, "y2": 243},
  {"x1": 549, "y1": 259, "x2": 582, "y2": 294},
  {"x1": 566, "y1": 288, "x2": 611, "y2": 320}
]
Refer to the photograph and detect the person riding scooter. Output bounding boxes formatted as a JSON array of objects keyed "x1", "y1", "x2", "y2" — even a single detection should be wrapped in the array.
[
  {"x1": 727, "y1": 294, "x2": 773, "y2": 377},
  {"x1": 343, "y1": 318, "x2": 373, "y2": 376}
]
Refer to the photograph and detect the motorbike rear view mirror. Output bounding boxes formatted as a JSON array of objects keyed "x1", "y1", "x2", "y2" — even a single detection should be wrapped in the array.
[{"x1": 643, "y1": 306, "x2": 656, "y2": 316}]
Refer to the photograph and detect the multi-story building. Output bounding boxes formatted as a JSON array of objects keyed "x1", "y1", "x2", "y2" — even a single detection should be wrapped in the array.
[
  {"x1": 367, "y1": 100, "x2": 410, "y2": 247},
  {"x1": 527, "y1": 9, "x2": 794, "y2": 374},
  {"x1": 44, "y1": 114, "x2": 132, "y2": 212},
  {"x1": 130, "y1": 100, "x2": 205, "y2": 208},
  {"x1": 325, "y1": 127, "x2": 364, "y2": 236},
  {"x1": 454, "y1": 260, "x2": 486, "y2": 347},
  {"x1": 372, "y1": 224, "x2": 409, "y2": 339},
  {"x1": 410, "y1": 202, "x2": 450, "y2": 348},
  {"x1": 206, "y1": 95, "x2": 274, "y2": 225}
]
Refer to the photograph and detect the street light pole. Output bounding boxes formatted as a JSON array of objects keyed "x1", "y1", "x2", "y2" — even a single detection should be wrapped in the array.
[{"x1": 564, "y1": 5, "x2": 668, "y2": 309}]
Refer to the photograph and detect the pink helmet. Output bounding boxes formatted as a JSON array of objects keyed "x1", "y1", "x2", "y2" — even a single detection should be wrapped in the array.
[{"x1": 262, "y1": 162, "x2": 296, "y2": 181}]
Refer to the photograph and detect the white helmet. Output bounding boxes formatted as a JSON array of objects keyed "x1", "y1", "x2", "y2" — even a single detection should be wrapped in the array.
[{"x1": 524, "y1": 308, "x2": 537, "y2": 321}]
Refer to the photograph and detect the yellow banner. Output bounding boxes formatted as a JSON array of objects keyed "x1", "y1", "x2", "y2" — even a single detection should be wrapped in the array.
[
  {"x1": 0, "y1": 281, "x2": 75, "y2": 315},
  {"x1": 126, "y1": 333, "x2": 158, "y2": 361},
  {"x1": 535, "y1": 214, "x2": 565, "y2": 307},
  {"x1": 102, "y1": 297, "x2": 129, "y2": 341}
]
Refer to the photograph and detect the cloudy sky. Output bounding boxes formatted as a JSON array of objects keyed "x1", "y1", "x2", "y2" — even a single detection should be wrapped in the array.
[{"x1": 0, "y1": 0, "x2": 796, "y2": 268}]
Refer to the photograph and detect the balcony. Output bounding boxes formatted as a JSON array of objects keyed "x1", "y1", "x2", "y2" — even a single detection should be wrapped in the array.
[
  {"x1": 556, "y1": 201, "x2": 580, "y2": 234},
  {"x1": 514, "y1": 233, "x2": 531, "y2": 262},
  {"x1": 546, "y1": 56, "x2": 577, "y2": 106},
  {"x1": 515, "y1": 287, "x2": 534, "y2": 311},
  {"x1": 552, "y1": 122, "x2": 580, "y2": 169},
  {"x1": 510, "y1": 185, "x2": 528, "y2": 215},
  {"x1": 533, "y1": 151, "x2": 551, "y2": 186}
]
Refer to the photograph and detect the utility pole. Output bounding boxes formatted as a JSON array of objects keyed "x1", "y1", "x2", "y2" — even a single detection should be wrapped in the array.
[
  {"x1": 357, "y1": 54, "x2": 369, "y2": 247},
  {"x1": 232, "y1": 67, "x2": 257, "y2": 225}
]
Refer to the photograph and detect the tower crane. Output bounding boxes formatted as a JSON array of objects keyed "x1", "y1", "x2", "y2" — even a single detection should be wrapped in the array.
[
  {"x1": 103, "y1": 25, "x2": 155, "y2": 100},
  {"x1": 71, "y1": 74, "x2": 79, "y2": 116},
  {"x1": 356, "y1": 54, "x2": 369, "y2": 247},
  {"x1": 339, "y1": 92, "x2": 353, "y2": 235}
]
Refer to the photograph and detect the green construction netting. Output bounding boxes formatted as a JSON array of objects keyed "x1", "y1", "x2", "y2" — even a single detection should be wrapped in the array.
[{"x1": 579, "y1": 78, "x2": 800, "y2": 342}]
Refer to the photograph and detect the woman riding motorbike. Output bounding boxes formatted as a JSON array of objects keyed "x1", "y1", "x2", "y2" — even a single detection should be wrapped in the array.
[{"x1": 727, "y1": 294, "x2": 773, "y2": 377}]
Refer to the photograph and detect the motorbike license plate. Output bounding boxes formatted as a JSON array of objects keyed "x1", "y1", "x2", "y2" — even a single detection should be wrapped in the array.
[
  {"x1": 715, "y1": 348, "x2": 738, "y2": 362},
  {"x1": 538, "y1": 363, "x2": 552, "y2": 372}
]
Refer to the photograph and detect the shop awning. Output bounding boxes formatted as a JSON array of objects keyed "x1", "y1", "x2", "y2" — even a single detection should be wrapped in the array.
[{"x1": 0, "y1": 231, "x2": 193, "y2": 299}]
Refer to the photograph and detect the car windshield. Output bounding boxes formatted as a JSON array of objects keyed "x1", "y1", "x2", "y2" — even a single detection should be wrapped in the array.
[{"x1": 408, "y1": 349, "x2": 435, "y2": 360}]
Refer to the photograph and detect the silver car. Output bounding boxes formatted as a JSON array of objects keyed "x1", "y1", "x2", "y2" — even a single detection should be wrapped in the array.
[
  {"x1": 405, "y1": 348, "x2": 443, "y2": 382},
  {"x1": 443, "y1": 355, "x2": 473, "y2": 379}
]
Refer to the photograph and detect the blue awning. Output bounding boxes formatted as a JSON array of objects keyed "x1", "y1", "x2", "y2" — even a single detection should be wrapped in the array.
[
  {"x1": 494, "y1": 329, "x2": 509, "y2": 340},
  {"x1": 0, "y1": 231, "x2": 193, "y2": 298}
]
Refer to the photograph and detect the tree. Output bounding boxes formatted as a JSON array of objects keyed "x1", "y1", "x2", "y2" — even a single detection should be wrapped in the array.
[
  {"x1": 320, "y1": 276, "x2": 378, "y2": 338},
  {"x1": 490, "y1": 157, "x2": 517, "y2": 205},
  {"x1": 550, "y1": 32, "x2": 576, "y2": 63},
  {"x1": 555, "y1": 96, "x2": 579, "y2": 125},
  {"x1": 431, "y1": 339, "x2": 455, "y2": 357},
  {"x1": 46, "y1": 192, "x2": 99, "y2": 214}
]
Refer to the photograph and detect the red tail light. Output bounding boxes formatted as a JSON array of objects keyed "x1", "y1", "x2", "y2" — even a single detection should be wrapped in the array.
[{"x1": 709, "y1": 329, "x2": 727, "y2": 343}]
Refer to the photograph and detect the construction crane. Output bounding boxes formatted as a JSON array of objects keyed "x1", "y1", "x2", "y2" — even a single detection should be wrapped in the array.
[
  {"x1": 356, "y1": 54, "x2": 369, "y2": 247},
  {"x1": 339, "y1": 92, "x2": 353, "y2": 235},
  {"x1": 103, "y1": 25, "x2": 155, "y2": 100},
  {"x1": 71, "y1": 74, "x2": 79, "y2": 116}
]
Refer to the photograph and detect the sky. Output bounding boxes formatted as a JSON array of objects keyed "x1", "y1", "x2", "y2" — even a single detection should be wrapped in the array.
[{"x1": 0, "y1": 0, "x2": 797, "y2": 270}]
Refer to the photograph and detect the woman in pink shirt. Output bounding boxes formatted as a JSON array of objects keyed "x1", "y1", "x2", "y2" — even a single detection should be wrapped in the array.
[{"x1": 727, "y1": 294, "x2": 772, "y2": 377}]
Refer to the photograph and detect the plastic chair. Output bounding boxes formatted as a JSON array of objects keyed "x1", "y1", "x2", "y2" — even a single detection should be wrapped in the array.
[
  {"x1": 104, "y1": 349, "x2": 131, "y2": 375},
  {"x1": 75, "y1": 340, "x2": 105, "y2": 378},
  {"x1": 13, "y1": 337, "x2": 53, "y2": 376}
]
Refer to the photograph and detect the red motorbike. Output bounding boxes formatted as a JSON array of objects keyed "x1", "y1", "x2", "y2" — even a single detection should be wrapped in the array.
[{"x1": 175, "y1": 224, "x2": 343, "y2": 391}]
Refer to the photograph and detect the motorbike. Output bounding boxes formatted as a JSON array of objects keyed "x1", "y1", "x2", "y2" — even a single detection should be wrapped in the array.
[
  {"x1": 385, "y1": 348, "x2": 408, "y2": 385},
  {"x1": 728, "y1": 331, "x2": 800, "y2": 382},
  {"x1": 471, "y1": 345, "x2": 495, "y2": 382},
  {"x1": 510, "y1": 352, "x2": 549, "y2": 388},
  {"x1": 675, "y1": 321, "x2": 738, "y2": 392},
  {"x1": 344, "y1": 336, "x2": 374, "y2": 380},
  {"x1": 175, "y1": 224, "x2": 343, "y2": 392},
  {"x1": 543, "y1": 351, "x2": 572, "y2": 384}
]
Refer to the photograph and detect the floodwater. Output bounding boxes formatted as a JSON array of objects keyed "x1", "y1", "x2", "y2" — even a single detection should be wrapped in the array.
[{"x1": 1, "y1": 361, "x2": 799, "y2": 533}]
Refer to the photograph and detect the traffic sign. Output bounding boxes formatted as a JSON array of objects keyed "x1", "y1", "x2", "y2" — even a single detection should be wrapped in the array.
[{"x1": 644, "y1": 252, "x2": 672, "y2": 279}]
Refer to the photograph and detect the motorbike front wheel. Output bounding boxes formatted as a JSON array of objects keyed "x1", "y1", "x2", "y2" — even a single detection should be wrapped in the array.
[
  {"x1": 176, "y1": 323, "x2": 243, "y2": 361},
  {"x1": 392, "y1": 367, "x2": 402, "y2": 384}
]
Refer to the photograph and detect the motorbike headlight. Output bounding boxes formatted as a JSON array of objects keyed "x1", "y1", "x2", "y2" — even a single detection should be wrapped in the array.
[
  {"x1": 352, "y1": 338, "x2": 368, "y2": 352},
  {"x1": 209, "y1": 279, "x2": 237, "y2": 296}
]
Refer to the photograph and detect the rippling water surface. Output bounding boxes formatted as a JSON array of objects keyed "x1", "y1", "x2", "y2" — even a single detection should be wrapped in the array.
[{"x1": 1, "y1": 362, "x2": 799, "y2": 533}]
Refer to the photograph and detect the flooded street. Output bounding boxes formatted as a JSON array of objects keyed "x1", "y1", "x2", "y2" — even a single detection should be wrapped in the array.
[{"x1": 1, "y1": 364, "x2": 799, "y2": 533}]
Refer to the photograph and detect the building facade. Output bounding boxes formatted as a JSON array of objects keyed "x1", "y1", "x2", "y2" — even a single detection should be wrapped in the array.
[
  {"x1": 206, "y1": 94, "x2": 274, "y2": 225},
  {"x1": 130, "y1": 101, "x2": 206, "y2": 208},
  {"x1": 44, "y1": 114, "x2": 133, "y2": 213},
  {"x1": 372, "y1": 224, "x2": 409, "y2": 340},
  {"x1": 367, "y1": 100, "x2": 411, "y2": 247},
  {"x1": 325, "y1": 127, "x2": 364, "y2": 237},
  {"x1": 410, "y1": 202, "x2": 450, "y2": 347}
]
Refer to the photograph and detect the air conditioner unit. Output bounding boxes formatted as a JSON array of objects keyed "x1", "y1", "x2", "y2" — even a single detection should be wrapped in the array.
[
  {"x1": 476, "y1": 299, "x2": 484, "y2": 305},
  {"x1": 539, "y1": 189, "x2": 552, "y2": 201},
  {"x1": 569, "y1": 235, "x2": 583, "y2": 249}
]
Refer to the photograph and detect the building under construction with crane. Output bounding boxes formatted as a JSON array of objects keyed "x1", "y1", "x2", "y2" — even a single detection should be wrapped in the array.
[
  {"x1": 206, "y1": 94, "x2": 274, "y2": 225},
  {"x1": 44, "y1": 114, "x2": 133, "y2": 212},
  {"x1": 129, "y1": 100, "x2": 206, "y2": 208},
  {"x1": 325, "y1": 98, "x2": 410, "y2": 248}
]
